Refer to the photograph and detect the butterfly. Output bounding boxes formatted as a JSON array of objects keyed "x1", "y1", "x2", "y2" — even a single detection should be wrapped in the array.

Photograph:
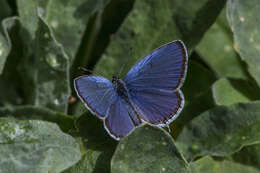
[{"x1": 74, "y1": 40, "x2": 188, "y2": 140}]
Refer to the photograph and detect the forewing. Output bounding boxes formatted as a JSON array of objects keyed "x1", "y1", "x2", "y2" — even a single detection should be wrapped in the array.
[
  {"x1": 124, "y1": 40, "x2": 188, "y2": 90},
  {"x1": 129, "y1": 88, "x2": 184, "y2": 126},
  {"x1": 74, "y1": 76, "x2": 117, "y2": 119},
  {"x1": 104, "y1": 97, "x2": 135, "y2": 140}
]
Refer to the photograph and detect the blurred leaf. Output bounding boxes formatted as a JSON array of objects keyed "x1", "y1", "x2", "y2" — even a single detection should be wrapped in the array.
[
  {"x1": 227, "y1": 0, "x2": 260, "y2": 86},
  {"x1": 182, "y1": 60, "x2": 216, "y2": 99},
  {"x1": 0, "y1": 105, "x2": 75, "y2": 132},
  {"x1": 190, "y1": 156, "x2": 260, "y2": 173},
  {"x1": 0, "y1": 1, "x2": 12, "y2": 74},
  {"x1": 232, "y1": 144, "x2": 260, "y2": 171},
  {"x1": 38, "y1": 0, "x2": 110, "y2": 59},
  {"x1": 196, "y1": 8, "x2": 248, "y2": 79},
  {"x1": 0, "y1": 19, "x2": 11, "y2": 74},
  {"x1": 17, "y1": 0, "x2": 70, "y2": 112},
  {"x1": 176, "y1": 101, "x2": 260, "y2": 161},
  {"x1": 111, "y1": 124, "x2": 190, "y2": 173},
  {"x1": 94, "y1": 0, "x2": 226, "y2": 78},
  {"x1": 173, "y1": 0, "x2": 227, "y2": 49},
  {"x1": 173, "y1": 89, "x2": 215, "y2": 137},
  {"x1": 212, "y1": 78, "x2": 250, "y2": 105},
  {"x1": 0, "y1": 118, "x2": 81, "y2": 173}
]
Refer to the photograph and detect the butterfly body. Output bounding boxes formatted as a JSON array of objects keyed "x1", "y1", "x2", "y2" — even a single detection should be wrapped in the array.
[
  {"x1": 112, "y1": 75, "x2": 142, "y2": 126},
  {"x1": 74, "y1": 40, "x2": 188, "y2": 140}
]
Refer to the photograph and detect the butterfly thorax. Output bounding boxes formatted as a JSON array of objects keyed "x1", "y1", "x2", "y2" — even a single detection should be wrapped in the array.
[{"x1": 112, "y1": 75, "x2": 129, "y2": 100}]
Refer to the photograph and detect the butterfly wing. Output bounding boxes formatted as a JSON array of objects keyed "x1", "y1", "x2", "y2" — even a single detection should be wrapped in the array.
[
  {"x1": 104, "y1": 97, "x2": 136, "y2": 140},
  {"x1": 74, "y1": 75, "x2": 136, "y2": 140},
  {"x1": 74, "y1": 76, "x2": 117, "y2": 119},
  {"x1": 124, "y1": 40, "x2": 188, "y2": 126}
]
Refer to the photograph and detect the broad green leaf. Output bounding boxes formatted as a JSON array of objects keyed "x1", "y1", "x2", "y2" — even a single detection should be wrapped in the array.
[
  {"x1": 190, "y1": 156, "x2": 260, "y2": 173},
  {"x1": 176, "y1": 101, "x2": 260, "y2": 161},
  {"x1": 111, "y1": 124, "x2": 190, "y2": 173},
  {"x1": 0, "y1": 105, "x2": 75, "y2": 132},
  {"x1": 227, "y1": 0, "x2": 260, "y2": 86},
  {"x1": 94, "y1": 0, "x2": 226, "y2": 78},
  {"x1": 38, "y1": 0, "x2": 110, "y2": 59},
  {"x1": 0, "y1": 118, "x2": 81, "y2": 173},
  {"x1": 232, "y1": 144, "x2": 260, "y2": 171},
  {"x1": 196, "y1": 8, "x2": 248, "y2": 79},
  {"x1": 212, "y1": 78, "x2": 251, "y2": 105},
  {"x1": 17, "y1": 0, "x2": 70, "y2": 112}
]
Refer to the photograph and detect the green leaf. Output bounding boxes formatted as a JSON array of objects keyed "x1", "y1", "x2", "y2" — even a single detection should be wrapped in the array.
[
  {"x1": 212, "y1": 78, "x2": 251, "y2": 105},
  {"x1": 0, "y1": 118, "x2": 81, "y2": 173},
  {"x1": 227, "y1": 0, "x2": 260, "y2": 86},
  {"x1": 190, "y1": 156, "x2": 260, "y2": 173},
  {"x1": 196, "y1": 8, "x2": 248, "y2": 79},
  {"x1": 17, "y1": 0, "x2": 70, "y2": 112},
  {"x1": 176, "y1": 101, "x2": 260, "y2": 161},
  {"x1": 111, "y1": 124, "x2": 190, "y2": 173},
  {"x1": 94, "y1": 0, "x2": 226, "y2": 78}
]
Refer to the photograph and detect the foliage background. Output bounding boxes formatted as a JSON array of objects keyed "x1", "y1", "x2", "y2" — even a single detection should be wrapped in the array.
[{"x1": 0, "y1": 0, "x2": 260, "y2": 172}]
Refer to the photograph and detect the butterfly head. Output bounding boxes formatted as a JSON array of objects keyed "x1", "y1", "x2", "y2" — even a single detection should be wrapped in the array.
[{"x1": 112, "y1": 75, "x2": 120, "y2": 84}]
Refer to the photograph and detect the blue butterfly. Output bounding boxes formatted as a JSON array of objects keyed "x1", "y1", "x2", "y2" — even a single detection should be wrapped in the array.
[{"x1": 74, "y1": 40, "x2": 188, "y2": 140}]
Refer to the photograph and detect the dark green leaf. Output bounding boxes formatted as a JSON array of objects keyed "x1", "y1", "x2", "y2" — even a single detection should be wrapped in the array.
[
  {"x1": 0, "y1": 118, "x2": 81, "y2": 173},
  {"x1": 66, "y1": 113, "x2": 117, "y2": 173},
  {"x1": 190, "y1": 156, "x2": 260, "y2": 173},
  {"x1": 176, "y1": 101, "x2": 260, "y2": 161},
  {"x1": 172, "y1": 60, "x2": 216, "y2": 136},
  {"x1": 227, "y1": 0, "x2": 260, "y2": 86},
  {"x1": 232, "y1": 144, "x2": 260, "y2": 171},
  {"x1": 112, "y1": 124, "x2": 190, "y2": 173},
  {"x1": 0, "y1": 0, "x2": 12, "y2": 23}
]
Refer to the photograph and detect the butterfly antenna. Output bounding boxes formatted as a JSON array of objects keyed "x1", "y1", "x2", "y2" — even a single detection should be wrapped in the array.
[
  {"x1": 78, "y1": 67, "x2": 103, "y2": 76},
  {"x1": 118, "y1": 47, "x2": 133, "y2": 78}
]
